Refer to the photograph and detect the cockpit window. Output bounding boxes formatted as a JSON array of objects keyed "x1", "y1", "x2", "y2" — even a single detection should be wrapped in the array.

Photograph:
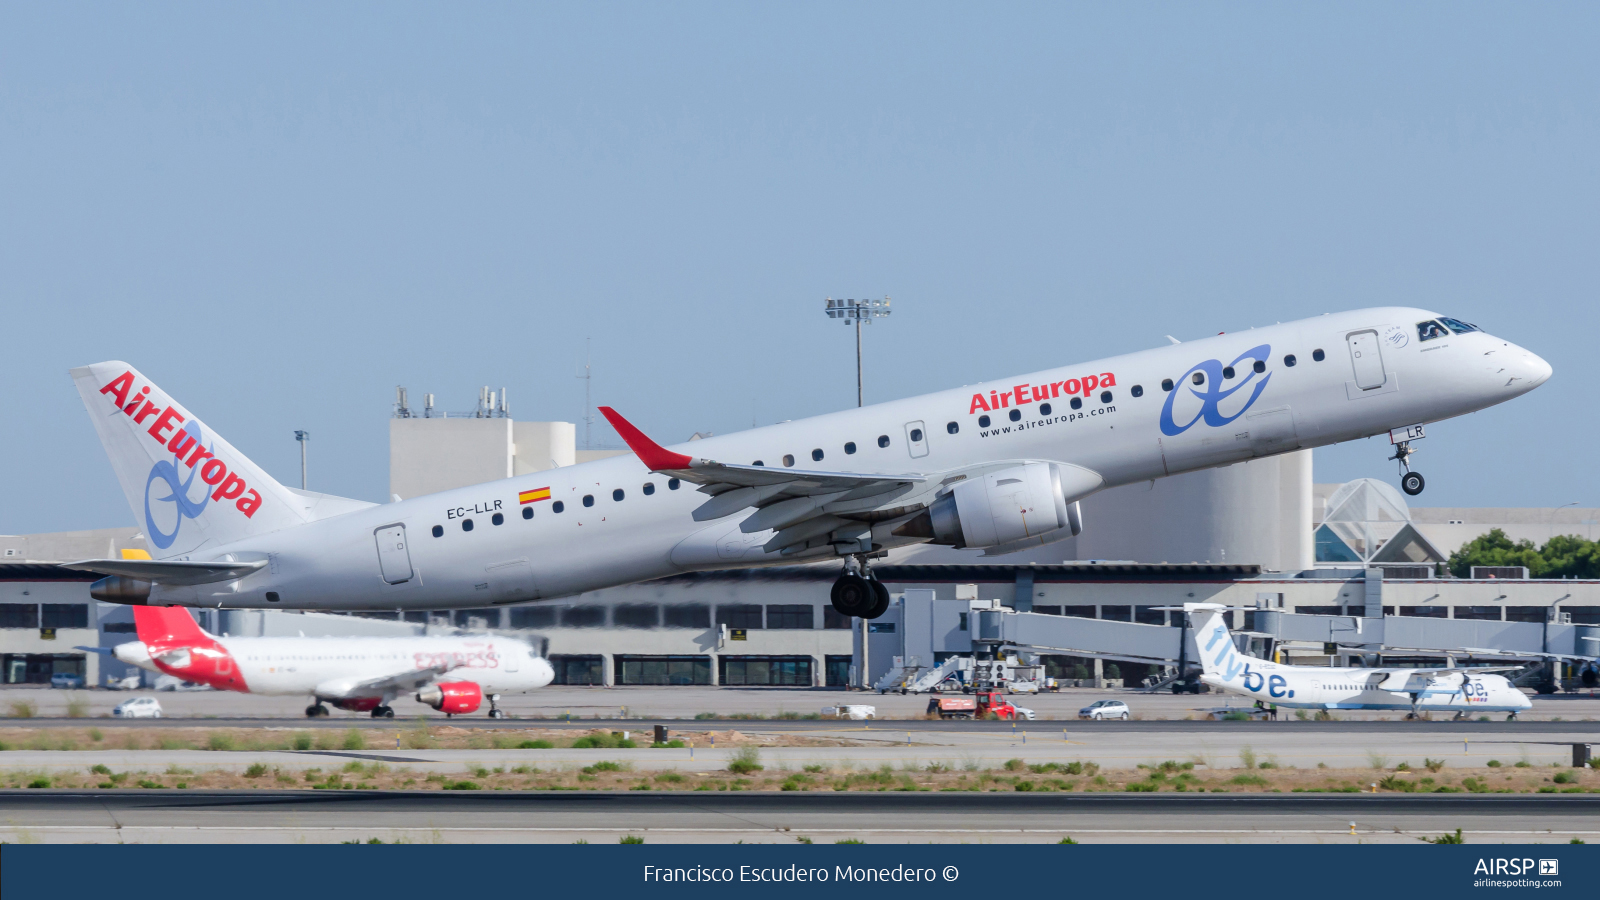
[
  {"x1": 1437, "y1": 316, "x2": 1481, "y2": 335},
  {"x1": 1417, "y1": 320, "x2": 1449, "y2": 342}
]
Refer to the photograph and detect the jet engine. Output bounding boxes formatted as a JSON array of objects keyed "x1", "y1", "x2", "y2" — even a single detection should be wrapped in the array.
[
  {"x1": 901, "y1": 462, "x2": 1100, "y2": 552},
  {"x1": 415, "y1": 681, "x2": 483, "y2": 715}
]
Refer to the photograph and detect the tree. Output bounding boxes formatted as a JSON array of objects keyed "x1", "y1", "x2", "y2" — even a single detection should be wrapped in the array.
[{"x1": 1448, "y1": 528, "x2": 1600, "y2": 579}]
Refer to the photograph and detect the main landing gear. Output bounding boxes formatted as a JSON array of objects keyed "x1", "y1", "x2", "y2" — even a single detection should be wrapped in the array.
[
  {"x1": 305, "y1": 703, "x2": 329, "y2": 718},
  {"x1": 830, "y1": 555, "x2": 890, "y2": 620},
  {"x1": 370, "y1": 706, "x2": 395, "y2": 718}
]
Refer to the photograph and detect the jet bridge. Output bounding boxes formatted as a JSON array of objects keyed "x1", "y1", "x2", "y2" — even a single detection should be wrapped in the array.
[{"x1": 862, "y1": 589, "x2": 1600, "y2": 692}]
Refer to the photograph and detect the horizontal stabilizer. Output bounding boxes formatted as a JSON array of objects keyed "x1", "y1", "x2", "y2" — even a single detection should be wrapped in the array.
[{"x1": 62, "y1": 558, "x2": 266, "y2": 586}]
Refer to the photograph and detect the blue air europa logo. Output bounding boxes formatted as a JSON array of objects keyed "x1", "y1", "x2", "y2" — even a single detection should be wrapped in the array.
[
  {"x1": 1160, "y1": 344, "x2": 1272, "y2": 437},
  {"x1": 145, "y1": 420, "x2": 211, "y2": 550}
]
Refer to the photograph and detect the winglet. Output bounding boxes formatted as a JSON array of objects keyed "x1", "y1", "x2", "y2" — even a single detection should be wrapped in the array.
[{"x1": 598, "y1": 407, "x2": 695, "y2": 471}]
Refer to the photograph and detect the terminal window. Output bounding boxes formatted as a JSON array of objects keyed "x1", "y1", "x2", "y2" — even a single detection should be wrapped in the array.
[
  {"x1": 663, "y1": 604, "x2": 711, "y2": 629},
  {"x1": 765, "y1": 605, "x2": 814, "y2": 629},
  {"x1": 1506, "y1": 607, "x2": 1547, "y2": 623},
  {"x1": 822, "y1": 607, "x2": 852, "y2": 629},
  {"x1": 825, "y1": 655, "x2": 853, "y2": 687},
  {"x1": 41, "y1": 604, "x2": 88, "y2": 629},
  {"x1": 1454, "y1": 606, "x2": 1503, "y2": 621},
  {"x1": 1135, "y1": 606, "x2": 1166, "y2": 625},
  {"x1": 1398, "y1": 606, "x2": 1447, "y2": 618},
  {"x1": 509, "y1": 606, "x2": 558, "y2": 629},
  {"x1": 451, "y1": 608, "x2": 499, "y2": 629},
  {"x1": 615, "y1": 655, "x2": 710, "y2": 686},
  {"x1": 1061, "y1": 605, "x2": 1095, "y2": 618},
  {"x1": 715, "y1": 605, "x2": 763, "y2": 630},
  {"x1": 1099, "y1": 605, "x2": 1132, "y2": 622},
  {"x1": 0, "y1": 604, "x2": 38, "y2": 629},
  {"x1": 549, "y1": 655, "x2": 604, "y2": 685},
  {"x1": 559, "y1": 606, "x2": 607, "y2": 628},
  {"x1": 720, "y1": 655, "x2": 812, "y2": 686},
  {"x1": 613, "y1": 604, "x2": 661, "y2": 629}
]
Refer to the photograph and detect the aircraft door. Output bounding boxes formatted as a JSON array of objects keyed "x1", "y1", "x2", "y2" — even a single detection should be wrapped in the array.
[
  {"x1": 486, "y1": 558, "x2": 540, "y2": 603},
  {"x1": 374, "y1": 524, "x2": 413, "y2": 584},
  {"x1": 1346, "y1": 330, "x2": 1387, "y2": 390},
  {"x1": 904, "y1": 421, "x2": 929, "y2": 458}
]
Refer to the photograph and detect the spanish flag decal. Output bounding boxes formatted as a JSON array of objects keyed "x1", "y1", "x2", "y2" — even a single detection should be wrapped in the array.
[{"x1": 519, "y1": 487, "x2": 551, "y2": 505}]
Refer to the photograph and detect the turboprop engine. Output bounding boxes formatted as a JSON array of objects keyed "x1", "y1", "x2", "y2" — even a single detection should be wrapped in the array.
[{"x1": 898, "y1": 462, "x2": 1100, "y2": 553}]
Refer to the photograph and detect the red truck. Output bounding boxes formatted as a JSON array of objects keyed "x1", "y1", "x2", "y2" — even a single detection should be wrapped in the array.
[{"x1": 926, "y1": 690, "x2": 1020, "y2": 720}]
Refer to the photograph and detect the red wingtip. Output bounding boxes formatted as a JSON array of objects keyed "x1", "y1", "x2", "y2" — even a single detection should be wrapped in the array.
[{"x1": 598, "y1": 406, "x2": 695, "y2": 471}]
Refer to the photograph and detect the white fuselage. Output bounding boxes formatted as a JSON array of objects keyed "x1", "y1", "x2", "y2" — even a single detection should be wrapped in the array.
[
  {"x1": 144, "y1": 307, "x2": 1550, "y2": 610},
  {"x1": 1200, "y1": 659, "x2": 1532, "y2": 713}
]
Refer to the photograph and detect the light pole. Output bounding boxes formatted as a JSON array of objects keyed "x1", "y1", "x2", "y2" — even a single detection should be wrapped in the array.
[
  {"x1": 823, "y1": 296, "x2": 891, "y2": 407},
  {"x1": 294, "y1": 430, "x2": 310, "y2": 490},
  {"x1": 1549, "y1": 501, "x2": 1578, "y2": 543}
]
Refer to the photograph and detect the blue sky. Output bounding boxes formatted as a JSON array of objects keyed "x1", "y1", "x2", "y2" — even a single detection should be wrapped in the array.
[{"x1": 3, "y1": 3, "x2": 1596, "y2": 535}]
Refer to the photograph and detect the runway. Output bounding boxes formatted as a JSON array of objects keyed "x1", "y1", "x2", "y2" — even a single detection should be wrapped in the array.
[{"x1": 2, "y1": 790, "x2": 1595, "y2": 844}]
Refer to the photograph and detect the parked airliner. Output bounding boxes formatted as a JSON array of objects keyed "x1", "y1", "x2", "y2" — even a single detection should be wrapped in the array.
[
  {"x1": 105, "y1": 604, "x2": 552, "y2": 717},
  {"x1": 1188, "y1": 603, "x2": 1532, "y2": 719},
  {"x1": 65, "y1": 308, "x2": 1550, "y2": 619}
]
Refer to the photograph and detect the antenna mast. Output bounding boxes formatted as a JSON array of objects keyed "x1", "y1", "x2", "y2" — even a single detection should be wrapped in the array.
[{"x1": 578, "y1": 338, "x2": 593, "y2": 450}]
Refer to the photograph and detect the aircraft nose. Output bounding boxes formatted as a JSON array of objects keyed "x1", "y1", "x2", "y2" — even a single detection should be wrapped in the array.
[
  {"x1": 1524, "y1": 350, "x2": 1553, "y2": 387},
  {"x1": 532, "y1": 657, "x2": 555, "y2": 689}
]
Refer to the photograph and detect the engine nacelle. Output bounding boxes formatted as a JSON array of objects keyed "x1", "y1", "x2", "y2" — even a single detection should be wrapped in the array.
[
  {"x1": 415, "y1": 681, "x2": 483, "y2": 715},
  {"x1": 923, "y1": 462, "x2": 1099, "y2": 551}
]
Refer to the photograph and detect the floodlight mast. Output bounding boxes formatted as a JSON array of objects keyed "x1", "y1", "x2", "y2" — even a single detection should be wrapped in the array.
[{"x1": 823, "y1": 296, "x2": 891, "y2": 407}]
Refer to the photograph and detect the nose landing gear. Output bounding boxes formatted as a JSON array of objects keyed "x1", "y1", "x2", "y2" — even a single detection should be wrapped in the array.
[
  {"x1": 830, "y1": 555, "x2": 890, "y2": 620},
  {"x1": 1388, "y1": 425, "x2": 1426, "y2": 495}
]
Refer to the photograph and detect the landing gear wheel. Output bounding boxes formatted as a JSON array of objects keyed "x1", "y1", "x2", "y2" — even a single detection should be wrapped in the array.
[
  {"x1": 830, "y1": 574, "x2": 873, "y2": 618},
  {"x1": 371, "y1": 706, "x2": 394, "y2": 718},
  {"x1": 306, "y1": 703, "x2": 329, "y2": 718},
  {"x1": 488, "y1": 709, "x2": 506, "y2": 719},
  {"x1": 1506, "y1": 713, "x2": 1518, "y2": 721},
  {"x1": 863, "y1": 579, "x2": 891, "y2": 619},
  {"x1": 1401, "y1": 471, "x2": 1425, "y2": 496}
]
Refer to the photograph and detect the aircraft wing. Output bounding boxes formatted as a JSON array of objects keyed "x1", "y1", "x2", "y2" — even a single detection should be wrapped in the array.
[
  {"x1": 314, "y1": 664, "x2": 452, "y2": 700},
  {"x1": 61, "y1": 558, "x2": 267, "y2": 586},
  {"x1": 600, "y1": 406, "x2": 929, "y2": 553},
  {"x1": 1375, "y1": 665, "x2": 1524, "y2": 691}
]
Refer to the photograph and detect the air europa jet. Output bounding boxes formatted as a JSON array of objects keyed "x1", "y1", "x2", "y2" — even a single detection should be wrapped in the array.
[
  {"x1": 65, "y1": 308, "x2": 1549, "y2": 619},
  {"x1": 1186, "y1": 603, "x2": 1532, "y2": 720},
  {"x1": 105, "y1": 605, "x2": 552, "y2": 717}
]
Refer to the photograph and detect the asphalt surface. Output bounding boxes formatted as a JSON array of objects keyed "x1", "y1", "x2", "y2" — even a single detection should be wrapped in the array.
[
  {"x1": 8, "y1": 716, "x2": 1597, "y2": 734},
  {"x1": 2, "y1": 790, "x2": 1595, "y2": 845}
]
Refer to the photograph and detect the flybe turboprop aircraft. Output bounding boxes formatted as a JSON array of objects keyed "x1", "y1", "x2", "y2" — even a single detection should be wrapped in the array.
[
  {"x1": 65, "y1": 308, "x2": 1550, "y2": 619},
  {"x1": 1187, "y1": 603, "x2": 1532, "y2": 720},
  {"x1": 105, "y1": 605, "x2": 552, "y2": 717}
]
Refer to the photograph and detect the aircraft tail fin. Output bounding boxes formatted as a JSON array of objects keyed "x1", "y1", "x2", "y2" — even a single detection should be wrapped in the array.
[
  {"x1": 1186, "y1": 603, "x2": 1251, "y2": 680},
  {"x1": 133, "y1": 605, "x2": 210, "y2": 644},
  {"x1": 70, "y1": 362, "x2": 310, "y2": 558}
]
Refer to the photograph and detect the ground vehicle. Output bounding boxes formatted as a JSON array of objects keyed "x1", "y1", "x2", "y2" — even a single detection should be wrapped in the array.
[
  {"x1": 1013, "y1": 705, "x2": 1037, "y2": 720},
  {"x1": 104, "y1": 673, "x2": 142, "y2": 690},
  {"x1": 927, "y1": 690, "x2": 1022, "y2": 720},
  {"x1": 50, "y1": 673, "x2": 86, "y2": 689},
  {"x1": 1079, "y1": 699, "x2": 1130, "y2": 720},
  {"x1": 1006, "y1": 680, "x2": 1040, "y2": 694},
  {"x1": 822, "y1": 705, "x2": 876, "y2": 720},
  {"x1": 113, "y1": 696, "x2": 162, "y2": 718}
]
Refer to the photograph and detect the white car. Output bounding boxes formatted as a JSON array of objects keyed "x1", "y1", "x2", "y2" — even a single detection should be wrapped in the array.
[
  {"x1": 1013, "y1": 706, "x2": 1037, "y2": 720},
  {"x1": 1079, "y1": 699, "x2": 1130, "y2": 720},
  {"x1": 113, "y1": 696, "x2": 163, "y2": 718}
]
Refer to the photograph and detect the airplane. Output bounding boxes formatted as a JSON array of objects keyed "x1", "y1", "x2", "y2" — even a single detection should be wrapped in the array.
[
  {"x1": 63, "y1": 307, "x2": 1550, "y2": 619},
  {"x1": 1186, "y1": 603, "x2": 1533, "y2": 720},
  {"x1": 91, "y1": 604, "x2": 553, "y2": 718}
]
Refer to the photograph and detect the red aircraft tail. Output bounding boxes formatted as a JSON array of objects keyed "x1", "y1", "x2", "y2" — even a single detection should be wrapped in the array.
[{"x1": 133, "y1": 606, "x2": 208, "y2": 644}]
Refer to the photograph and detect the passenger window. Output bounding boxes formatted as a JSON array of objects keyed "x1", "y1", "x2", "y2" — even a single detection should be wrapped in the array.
[
  {"x1": 492, "y1": 512, "x2": 504, "y2": 526},
  {"x1": 583, "y1": 495, "x2": 594, "y2": 507},
  {"x1": 1070, "y1": 397, "x2": 1083, "y2": 410},
  {"x1": 668, "y1": 478, "x2": 680, "y2": 490},
  {"x1": 946, "y1": 421, "x2": 958, "y2": 434},
  {"x1": 1222, "y1": 365, "x2": 1235, "y2": 379},
  {"x1": 1284, "y1": 354, "x2": 1297, "y2": 367},
  {"x1": 1039, "y1": 403, "x2": 1051, "y2": 415},
  {"x1": 909, "y1": 428, "x2": 923, "y2": 442},
  {"x1": 1161, "y1": 378, "x2": 1173, "y2": 392},
  {"x1": 553, "y1": 501, "x2": 565, "y2": 513},
  {"x1": 783, "y1": 454, "x2": 795, "y2": 466},
  {"x1": 521, "y1": 507, "x2": 533, "y2": 520},
  {"x1": 844, "y1": 442, "x2": 856, "y2": 455},
  {"x1": 1191, "y1": 372, "x2": 1205, "y2": 385},
  {"x1": 1253, "y1": 360, "x2": 1266, "y2": 374},
  {"x1": 1417, "y1": 319, "x2": 1449, "y2": 342},
  {"x1": 978, "y1": 415, "x2": 991, "y2": 428},
  {"x1": 1131, "y1": 385, "x2": 1143, "y2": 398},
  {"x1": 612, "y1": 489, "x2": 624, "y2": 501},
  {"x1": 1009, "y1": 409, "x2": 1021, "y2": 422},
  {"x1": 1100, "y1": 390, "x2": 1112, "y2": 403},
  {"x1": 876, "y1": 435, "x2": 889, "y2": 448},
  {"x1": 462, "y1": 519, "x2": 474, "y2": 532},
  {"x1": 431, "y1": 525, "x2": 443, "y2": 538},
  {"x1": 1438, "y1": 316, "x2": 1480, "y2": 334},
  {"x1": 1312, "y1": 348, "x2": 1325, "y2": 362},
  {"x1": 643, "y1": 482, "x2": 655, "y2": 495},
  {"x1": 812, "y1": 448, "x2": 824, "y2": 461},
  {"x1": 752, "y1": 460, "x2": 764, "y2": 466}
]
